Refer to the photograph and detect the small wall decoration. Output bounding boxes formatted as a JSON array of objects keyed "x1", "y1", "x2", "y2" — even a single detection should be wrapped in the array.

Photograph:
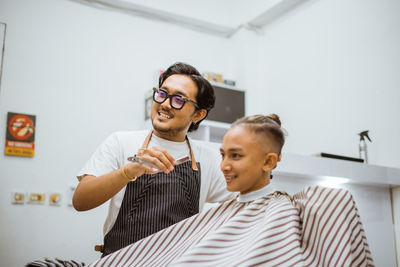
[{"x1": 5, "y1": 112, "x2": 36, "y2": 157}]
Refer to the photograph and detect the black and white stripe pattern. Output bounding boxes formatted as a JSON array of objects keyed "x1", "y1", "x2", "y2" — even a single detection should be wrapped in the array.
[
  {"x1": 91, "y1": 186, "x2": 374, "y2": 266},
  {"x1": 102, "y1": 161, "x2": 201, "y2": 256},
  {"x1": 26, "y1": 258, "x2": 85, "y2": 267},
  {"x1": 294, "y1": 186, "x2": 374, "y2": 266}
]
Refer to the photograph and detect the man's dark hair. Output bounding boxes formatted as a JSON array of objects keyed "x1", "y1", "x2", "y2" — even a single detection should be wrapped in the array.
[{"x1": 159, "y1": 62, "x2": 215, "y2": 132}]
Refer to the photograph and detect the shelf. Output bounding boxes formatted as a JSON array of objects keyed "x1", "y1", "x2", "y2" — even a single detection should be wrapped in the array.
[
  {"x1": 209, "y1": 81, "x2": 243, "y2": 91},
  {"x1": 275, "y1": 153, "x2": 400, "y2": 187},
  {"x1": 188, "y1": 120, "x2": 230, "y2": 143}
]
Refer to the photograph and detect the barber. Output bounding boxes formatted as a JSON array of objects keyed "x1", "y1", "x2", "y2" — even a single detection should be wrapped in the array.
[{"x1": 73, "y1": 62, "x2": 234, "y2": 256}]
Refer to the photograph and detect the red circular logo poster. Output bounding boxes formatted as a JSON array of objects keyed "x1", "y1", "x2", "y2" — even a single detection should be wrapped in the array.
[{"x1": 8, "y1": 114, "x2": 35, "y2": 141}]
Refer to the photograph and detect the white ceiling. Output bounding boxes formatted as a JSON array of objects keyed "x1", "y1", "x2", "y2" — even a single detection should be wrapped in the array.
[{"x1": 71, "y1": 0, "x2": 308, "y2": 37}]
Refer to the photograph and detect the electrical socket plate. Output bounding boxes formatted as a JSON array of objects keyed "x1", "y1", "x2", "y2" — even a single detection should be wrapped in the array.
[
  {"x1": 49, "y1": 192, "x2": 62, "y2": 206},
  {"x1": 11, "y1": 192, "x2": 26, "y2": 204},
  {"x1": 27, "y1": 193, "x2": 46, "y2": 204}
]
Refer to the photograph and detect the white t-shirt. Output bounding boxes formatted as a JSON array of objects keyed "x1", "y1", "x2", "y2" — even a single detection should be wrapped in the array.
[{"x1": 77, "y1": 129, "x2": 235, "y2": 235}]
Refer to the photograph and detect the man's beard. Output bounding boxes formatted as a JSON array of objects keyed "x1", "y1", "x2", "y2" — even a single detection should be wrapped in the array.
[{"x1": 151, "y1": 120, "x2": 190, "y2": 139}]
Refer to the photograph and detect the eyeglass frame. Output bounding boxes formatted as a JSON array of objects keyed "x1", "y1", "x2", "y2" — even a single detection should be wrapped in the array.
[{"x1": 152, "y1": 87, "x2": 200, "y2": 110}]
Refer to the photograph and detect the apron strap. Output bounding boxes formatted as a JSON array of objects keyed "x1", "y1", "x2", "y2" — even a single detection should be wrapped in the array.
[
  {"x1": 186, "y1": 136, "x2": 198, "y2": 171},
  {"x1": 142, "y1": 130, "x2": 198, "y2": 171}
]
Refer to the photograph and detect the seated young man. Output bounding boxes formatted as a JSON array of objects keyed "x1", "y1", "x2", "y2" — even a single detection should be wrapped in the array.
[{"x1": 89, "y1": 114, "x2": 374, "y2": 267}]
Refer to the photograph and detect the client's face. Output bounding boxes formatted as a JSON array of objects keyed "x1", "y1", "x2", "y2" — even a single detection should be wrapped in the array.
[{"x1": 220, "y1": 125, "x2": 270, "y2": 194}]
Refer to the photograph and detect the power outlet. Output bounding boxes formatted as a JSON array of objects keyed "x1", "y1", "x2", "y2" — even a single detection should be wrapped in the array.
[
  {"x1": 49, "y1": 193, "x2": 62, "y2": 206},
  {"x1": 27, "y1": 193, "x2": 45, "y2": 204},
  {"x1": 11, "y1": 192, "x2": 25, "y2": 204}
]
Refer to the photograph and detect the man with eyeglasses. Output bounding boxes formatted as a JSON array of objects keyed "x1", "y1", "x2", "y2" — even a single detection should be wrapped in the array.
[{"x1": 73, "y1": 62, "x2": 235, "y2": 257}]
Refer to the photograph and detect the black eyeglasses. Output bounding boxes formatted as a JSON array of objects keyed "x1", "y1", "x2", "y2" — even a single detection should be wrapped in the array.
[{"x1": 152, "y1": 88, "x2": 199, "y2": 110}]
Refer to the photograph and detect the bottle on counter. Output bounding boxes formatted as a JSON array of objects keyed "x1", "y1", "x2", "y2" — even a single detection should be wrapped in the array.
[{"x1": 358, "y1": 130, "x2": 372, "y2": 163}]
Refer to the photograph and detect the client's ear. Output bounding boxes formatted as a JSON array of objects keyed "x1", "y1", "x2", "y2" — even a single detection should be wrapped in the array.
[{"x1": 262, "y1": 153, "x2": 279, "y2": 172}]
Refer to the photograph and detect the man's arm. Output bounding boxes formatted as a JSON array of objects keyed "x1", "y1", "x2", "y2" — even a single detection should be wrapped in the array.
[
  {"x1": 73, "y1": 147, "x2": 176, "y2": 211},
  {"x1": 73, "y1": 170, "x2": 129, "y2": 211}
]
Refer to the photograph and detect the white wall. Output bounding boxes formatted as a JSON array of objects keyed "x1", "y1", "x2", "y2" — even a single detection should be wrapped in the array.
[
  {"x1": 242, "y1": 0, "x2": 400, "y2": 169},
  {"x1": 0, "y1": 0, "x2": 399, "y2": 266}
]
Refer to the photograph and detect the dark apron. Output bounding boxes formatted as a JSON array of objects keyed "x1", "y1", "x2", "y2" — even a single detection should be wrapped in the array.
[{"x1": 102, "y1": 131, "x2": 201, "y2": 257}]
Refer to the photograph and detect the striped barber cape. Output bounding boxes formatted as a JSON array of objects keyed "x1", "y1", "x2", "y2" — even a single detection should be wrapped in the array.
[{"x1": 89, "y1": 186, "x2": 374, "y2": 266}]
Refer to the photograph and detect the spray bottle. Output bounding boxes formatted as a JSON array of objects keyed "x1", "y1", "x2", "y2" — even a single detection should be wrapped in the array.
[{"x1": 358, "y1": 130, "x2": 372, "y2": 163}]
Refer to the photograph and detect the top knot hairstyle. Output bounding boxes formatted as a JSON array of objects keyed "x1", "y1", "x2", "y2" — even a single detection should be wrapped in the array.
[
  {"x1": 159, "y1": 62, "x2": 215, "y2": 132},
  {"x1": 231, "y1": 114, "x2": 286, "y2": 155}
]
